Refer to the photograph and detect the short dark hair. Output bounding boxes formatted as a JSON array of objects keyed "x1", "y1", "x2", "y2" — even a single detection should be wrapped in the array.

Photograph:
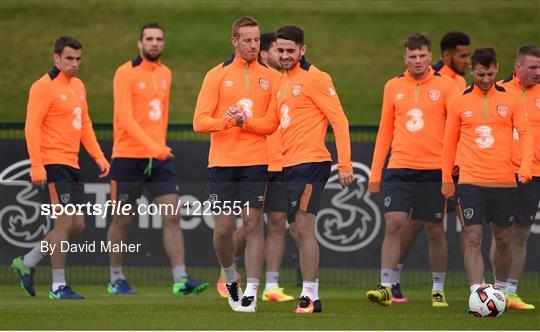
[
  {"x1": 54, "y1": 36, "x2": 82, "y2": 55},
  {"x1": 232, "y1": 16, "x2": 259, "y2": 37},
  {"x1": 260, "y1": 32, "x2": 277, "y2": 52},
  {"x1": 517, "y1": 44, "x2": 540, "y2": 61},
  {"x1": 471, "y1": 48, "x2": 497, "y2": 68},
  {"x1": 440, "y1": 31, "x2": 470, "y2": 53},
  {"x1": 140, "y1": 22, "x2": 163, "y2": 40},
  {"x1": 404, "y1": 33, "x2": 431, "y2": 51},
  {"x1": 276, "y1": 25, "x2": 304, "y2": 45}
]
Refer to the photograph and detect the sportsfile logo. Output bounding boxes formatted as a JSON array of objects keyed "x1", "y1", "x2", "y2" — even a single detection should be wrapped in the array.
[{"x1": 314, "y1": 162, "x2": 381, "y2": 252}]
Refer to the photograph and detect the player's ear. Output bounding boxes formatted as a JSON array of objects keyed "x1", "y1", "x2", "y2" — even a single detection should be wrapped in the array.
[
  {"x1": 231, "y1": 36, "x2": 238, "y2": 49},
  {"x1": 53, "y1": 53, "x2": 60, "y2": 66},
  {"x1": 137, "y1": 39, "x2": 143, "y2": 51},
  {"x1": 300, "y1": 44, "x2": 306, "y2": 57}
]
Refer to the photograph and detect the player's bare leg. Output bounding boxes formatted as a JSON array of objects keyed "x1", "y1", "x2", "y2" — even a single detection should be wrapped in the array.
[
  {"x1": 214, "y1": 213, "x2": 243, "y2": 309},
  {"x1": 290, "y1": 210, "x2": 319, "y2": 313},
  {"x1": 463, "y1": 224, "x2": 484, "y2": 287},
  {"x1": 235, "y1": 207, "x2": 264, "y2": 312},
  {"x1": 392, "y1": 219, "x2": 424, "y2": 302},
  {"x1": 366, "y1": 211, "x2": 408, "y2": 306},
  {"x1": 425, "y1": 221, "x2": 448, "y2": 307},
  {"x1": 262, "y1": 212, "x2": 294, "y2": 302}
]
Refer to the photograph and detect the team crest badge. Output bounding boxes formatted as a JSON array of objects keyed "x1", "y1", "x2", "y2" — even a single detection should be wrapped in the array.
[
  {"x1": 259, "y1": 77, "x2": 270, "y2": 91},
  {"x1": 463, "y1": 208, "x2": 474, "y2": 220},
  {"x1": 291, "y1": 84, "x2": 302, "y2": 96},
  {"x1": 428, "y1": 89, "x2": 440, "y2": 101},
  {"x1": 535, "y1": 98, "x2": 540, "y2": 110},
  {"x1": 60, "y1": 193, "x2": 70, "y2": 204},
  {"x1": 497, "y1": 104, "x2": 509, "y2": 118}
]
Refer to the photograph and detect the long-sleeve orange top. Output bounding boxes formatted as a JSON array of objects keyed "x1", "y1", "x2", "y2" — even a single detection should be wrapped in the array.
[{"x1": 25, "y1": 67, "x2": 106, "y2": 181}]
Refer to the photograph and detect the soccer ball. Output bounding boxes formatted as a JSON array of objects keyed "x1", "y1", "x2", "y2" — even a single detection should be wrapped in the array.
[{"x1": 469, "y1": 284, "x2": 506, "y2": 318}]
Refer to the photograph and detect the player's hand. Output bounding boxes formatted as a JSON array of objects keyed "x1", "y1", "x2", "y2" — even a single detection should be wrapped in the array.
[
  {"x1": 31, "y1": 166, "x2": 47, "y2": 189},
  {"x1": 234, "y1": 112, "x2": 247, "y2": 127},
  {"x1": 96, "y1": 158, "x2": 110, "y2": 179},
  {"x1": 338, "y1": 170, "x2": 354, "y2": 187},
  {"x1": 518, "y1": 167, "x2": 532, "y2": 184},
  {"x1": 367, "y1": 181, "x2": 380, "y2": 194},
  {"x1": 441, "y1": 181, "x2": 455, "y2": 199},
  {"x1": 32, "y1": 179, "x2": 46, "y2": 189},
  {"x1": 224, "y1": 106, "x2": 242, "y2": 119}
]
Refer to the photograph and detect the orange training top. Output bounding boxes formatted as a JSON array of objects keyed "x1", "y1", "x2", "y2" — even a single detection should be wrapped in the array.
[
  {"x1": 267, "y1": 129, "x2": 284, "y2": 172},
  {"x1": 25, "y1": 67, "x2": 107, "y2": 181},
  {"x1": 112, "y1": 56, "x2": 172, "y2": 159},
  {"x1": 370, "y1": 68, "x2": 458, "y2": 183},
  {"x1": 243, "y1": 58, "x2": 352, "y2": 171},
  {"x1": 193, "y1": 54, "x2": 280, "y2": 167},
  {"x1": 433, "y1": 59, "x2": 467, "y2": 91},
  {"x1": 442, "y1": 83, "x2": 534, "y2": 187},
  {"x1": 500, "y1": 74, "x2": 540, "y2": 176}
]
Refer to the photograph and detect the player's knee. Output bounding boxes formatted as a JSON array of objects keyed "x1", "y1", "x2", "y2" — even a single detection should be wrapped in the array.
[
  {"x1": 465, "y1": 232, "x2": 483, "y2": 249},
  {"x1": 494, "y1": 235, "x2": 511, "y2": 250},
  {"x1": 385, "y1": 220, "x2": 405, "y2": 238},
  {"x1": 74, "y1": 220, "x2": 85, "y2": 235},
  {"x1": 290, "y1": 220, "x2": 313, "y2": 242},
  {"x1": 267, "y1": 219, "x2": 286, "y2": 237},
  {"x1": 111, "y1": 215, "x2": 134, "y2": 229},
  {"x1": 162, "y1": 214, "x2": 180, "y2": 227},
  {"x1": 425, "y1": 223, "x2": 444, "y2": 241},
  {"x1": 243, "y1": 218, "x2": 263, "y2": 235},
  {"x1": 214, "y1": 225, "x2": 234, "y2": 240}
]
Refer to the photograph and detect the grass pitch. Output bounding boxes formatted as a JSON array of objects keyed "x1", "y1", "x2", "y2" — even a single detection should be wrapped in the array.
[{"x1": 2, "y1": 284, "x2": 539, "y2": 330}]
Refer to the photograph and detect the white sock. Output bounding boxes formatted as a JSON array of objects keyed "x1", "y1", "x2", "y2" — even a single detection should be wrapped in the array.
[
  {"x1": 51, "y1": 269, "x2": 66, "y2": 291},
  {"x1": 432, "y1": 272, "x2": 446, "y2": 291},
  {"x1": 264, "y1": 271, "x2": 279, "y2": 291},
  {"x1": 244, "y1": 278, "x2": 259, "y2": 298},
  {"x1": 314, "y1": 279, "x2": 319, "y2": 301},
  {"x1": 494, "y1": 280, "x2": 507, "y2": 291},
  {"x1": 470, "y1": 284, "x2": 481, "y2": 293},
  {"x1": 223, "y1": 264, "x2": 237, "y2": 284},
  {"x1": 172, "y1": 265, "x2": 187, "y2": 283},
  {"x1": 394, "y1": 263, "x2": 404, "y2": 284},
  {"x1": 507, "y1": 278, "x2": 518, "y2": 294},
  {"x1": 110, "y1": 266, "x2": 125, "y2": 284},
  {"x1": 300, "y1": 281, "x2": 317, "y2": 300},
  {"x1": 381, "y1": 268, "x2": 393, "y2": 287},
  {"x1": 51, "y1": 282, "x2": 66, "y2": 292},
  {"x1": 23, "y1": 245, "x2": 47, "y2": 268}
]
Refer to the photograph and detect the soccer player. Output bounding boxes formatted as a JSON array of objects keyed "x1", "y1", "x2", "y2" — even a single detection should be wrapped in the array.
[
  {"x1": 231, "y1": 25, "x2": 353, "y2": 314},
  {"x1": 11, "y1": 36, "x2": 110, "y2": 299},
  {"x1": 490, "y1": 44, "x2": 539, "y2": 310},
  {"x1": 106, "y1": 22, "x2": 208, "y2": 296},
  {"x1": 367, "y1": 33, "x2": 458, "y2": 307},
  {"x1": 391, "y1": 31, "x2": 471, "y2": 302},
  {"x1": 193, "y1": 17, "x2": 280, "y2": 313},
  {"x1": 432, "y1": 31, "x2": 471, "y2": 90},
  {"x1": 216, "y1": 31, "x2": 294, "y2": 302},
  {"x1": 259, "y1": 32, "x2": 282, "y2": 71},
  {"x1": 441, "y1": 48, "x2": 533, "y2": 302}
]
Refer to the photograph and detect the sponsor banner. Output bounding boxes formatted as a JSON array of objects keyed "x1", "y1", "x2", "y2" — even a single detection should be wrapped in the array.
[{"x1": 1, "y1": 140, "x2": 539, "y2": 270}]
